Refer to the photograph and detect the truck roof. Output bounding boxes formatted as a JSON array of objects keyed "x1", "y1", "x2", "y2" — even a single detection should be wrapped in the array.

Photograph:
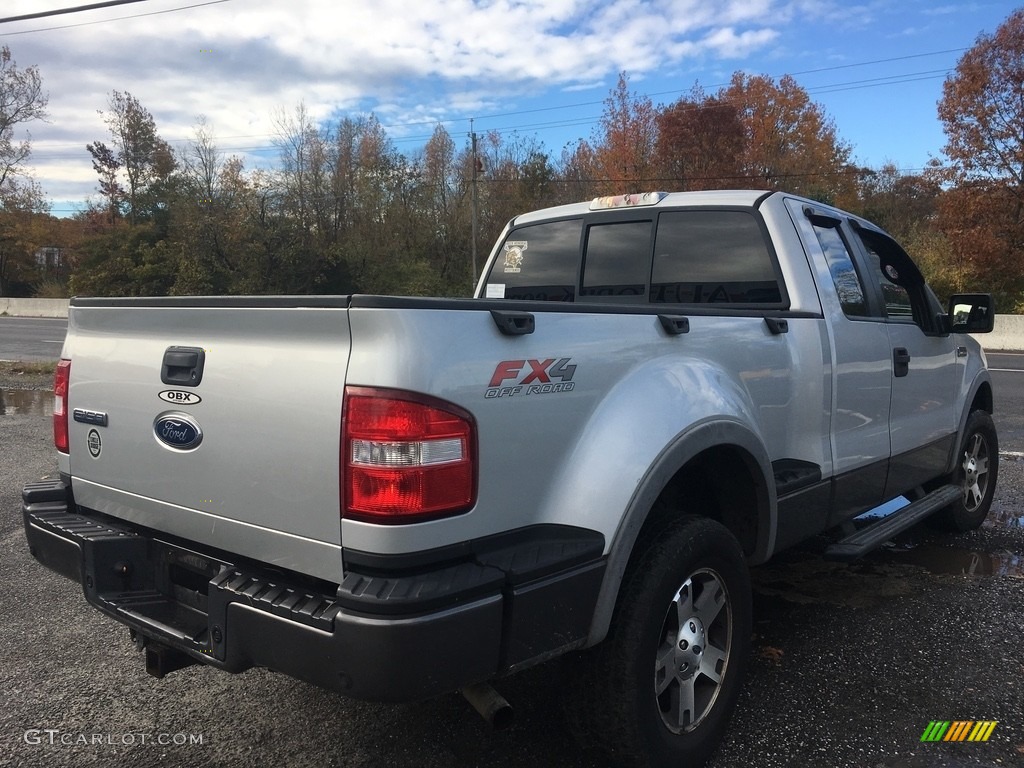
[{"x1": 511, "y1": 189, "x2": 776, "y2": 226}]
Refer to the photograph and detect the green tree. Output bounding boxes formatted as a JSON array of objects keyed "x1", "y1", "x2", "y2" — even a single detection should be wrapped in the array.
[
  {"x1": 88, "y1": 91, "x2": 176, "y2": 226},
  {"x1": 0, "y1": 45, "x2": 49, "y2": 297}
]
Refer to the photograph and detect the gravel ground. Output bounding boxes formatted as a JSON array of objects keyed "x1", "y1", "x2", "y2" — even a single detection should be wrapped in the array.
[{"x1": 2, "y1": 398, "x2": 1022, "y2": 768}]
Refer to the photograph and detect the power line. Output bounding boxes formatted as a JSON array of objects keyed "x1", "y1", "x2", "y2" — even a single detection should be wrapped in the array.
[
  {"x1": 0, "y1": 0, "x2": 231, "y2": 36},
  {"x1": 23, "y1": 64, "x2": 958, "y2": 161},
  {"x1": 0, "y1": 0, "x2": 156, "y2": 25}
]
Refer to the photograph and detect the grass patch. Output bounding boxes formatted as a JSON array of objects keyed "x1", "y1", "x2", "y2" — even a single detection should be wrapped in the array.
[{"x1": 0, "y1": 360, "x2": 57, "y2": 377}]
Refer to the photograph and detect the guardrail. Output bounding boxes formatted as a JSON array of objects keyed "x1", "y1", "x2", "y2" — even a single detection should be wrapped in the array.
[
  {"x1": 1, "y1": 298, "x2": 1020, "y2": 350},
  {"x1": 0, "y1": 298, "x2": 70, "y2": 318},
  {"x1": 972, "y1": 314, "x2": 1024, "y2": 351}
]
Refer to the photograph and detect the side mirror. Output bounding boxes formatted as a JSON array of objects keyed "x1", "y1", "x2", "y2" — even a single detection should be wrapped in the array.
[{"x1": 947, "y1": 293, "x2": 995, "y2": 334}]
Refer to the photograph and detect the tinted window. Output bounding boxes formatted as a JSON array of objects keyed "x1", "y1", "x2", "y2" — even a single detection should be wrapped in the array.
[
  {"x1": 812, "y1": 223, "x2": 868, "y2": 317},
  {"x1": 485, "y1": 219, "x2": 581, "y2": 301},
  {"x1": 851, "y1": 226, "x2": 940, "y2": 330},
  {"x1": 853, "y1": 230, "x2": 915, "y2": 320},
  {"x1": 580, "y1": 221, "x2": 650, "y2": 300},
  {"x1": 651, "y1": 211, "x2": 781, "y2": 304}
]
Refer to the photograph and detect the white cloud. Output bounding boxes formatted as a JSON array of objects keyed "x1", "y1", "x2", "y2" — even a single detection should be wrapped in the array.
[{"x1": 4, "y1": 0, "x2": 787, "y2": 204}]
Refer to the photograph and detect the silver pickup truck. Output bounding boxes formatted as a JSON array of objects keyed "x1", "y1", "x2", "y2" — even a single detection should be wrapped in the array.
[{"x1": 23, "y1": 190, "x2": 997, "y2": 767}]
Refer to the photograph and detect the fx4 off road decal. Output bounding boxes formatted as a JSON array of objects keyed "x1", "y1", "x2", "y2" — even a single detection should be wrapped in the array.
[{"x1": 486, "y1": 357, "x2": 576, "y2": 398}]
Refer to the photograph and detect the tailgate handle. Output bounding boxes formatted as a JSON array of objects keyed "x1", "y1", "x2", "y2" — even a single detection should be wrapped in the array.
[
  {"x1": 161, "y1": 346, "x2": 206, "y2": 387},
  {"x1": 490, "y1": 310, "x2": 535, "y2": 336},
  {"x1": 658, "y1": 315, "x2": 690, "y2": 335}
]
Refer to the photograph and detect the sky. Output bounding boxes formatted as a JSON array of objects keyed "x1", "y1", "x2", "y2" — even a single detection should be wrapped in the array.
[{"x1": 0, "y1": 0, "x2": 1019, "y2": 216}]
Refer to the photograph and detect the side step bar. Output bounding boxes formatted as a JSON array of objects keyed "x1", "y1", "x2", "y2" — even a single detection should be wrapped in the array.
[{"x1": 824, "y1": 485, "x2": 961, "y2": 561}]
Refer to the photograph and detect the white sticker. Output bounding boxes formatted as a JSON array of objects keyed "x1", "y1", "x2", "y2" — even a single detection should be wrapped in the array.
[
  {"x1": 485, "y1": 283, "x2": 506, "y2": 299},
  {"x1": 503, "y1": 241, "x2": 527, "y2": 273}
]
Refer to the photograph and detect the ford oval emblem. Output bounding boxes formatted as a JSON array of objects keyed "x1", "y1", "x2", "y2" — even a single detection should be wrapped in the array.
[{"x1": 154, "y1": 412, "x2": 203, "y2": 451}]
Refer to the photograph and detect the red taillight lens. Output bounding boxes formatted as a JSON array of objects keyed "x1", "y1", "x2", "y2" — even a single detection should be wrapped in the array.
[
  {"x1": 53, "y1": 359, "x2": 71, "y2": 454},
  {"x1": 342, "y1": 387, "x2": 476, "y2": 523}
]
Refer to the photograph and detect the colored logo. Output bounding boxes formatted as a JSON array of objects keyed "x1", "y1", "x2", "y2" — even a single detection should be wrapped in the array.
[
  {"x1": 486, "y1": 357, "x2": 577, "y2": 399},
  {"x1": 154, "y1": 413, "x2": 203, "y2": 451},
  {"x1": 503, "y1": 241, "x2": 527, "y2": 273},
  {"x1": 920, "y1": 720, "x2": 997, "y2": 742}
]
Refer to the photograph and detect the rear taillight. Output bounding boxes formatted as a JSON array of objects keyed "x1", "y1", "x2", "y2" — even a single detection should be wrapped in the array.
[
  {"x1": 54, "y1": 359, "x2": 71, "y2": 454},
  {"x1": 342, "y1": 387, "x2": 476, "y2": 523}
]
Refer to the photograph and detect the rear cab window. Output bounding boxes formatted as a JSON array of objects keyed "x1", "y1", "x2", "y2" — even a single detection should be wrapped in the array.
[{"x1": 483, "y1": 206, "x2": 787, "y2": 309}]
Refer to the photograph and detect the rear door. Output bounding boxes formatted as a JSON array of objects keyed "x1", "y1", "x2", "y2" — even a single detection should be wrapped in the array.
[
  {"x1": 846, "y1": 225, "x2": 958, "y2": 497},
  {"x1": 795, "y1": 205, "x2": 892, "y2": 522}
]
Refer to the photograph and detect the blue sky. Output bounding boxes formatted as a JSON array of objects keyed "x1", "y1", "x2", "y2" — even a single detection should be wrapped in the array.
[{"x1": 0, "y1": 0, "x2": 1018, "y2": 216}]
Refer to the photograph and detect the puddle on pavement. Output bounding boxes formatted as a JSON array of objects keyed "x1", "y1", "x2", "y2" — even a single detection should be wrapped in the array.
[
  {"x1": 853, "y1": 492, "x2": 1024, "y2": 577},
  {"x1": 871, "y1": 542, "x2": 1023, "y2": 577},
  {"x1": 0, "y1": 389, "x2": 52, "y2": 416}
]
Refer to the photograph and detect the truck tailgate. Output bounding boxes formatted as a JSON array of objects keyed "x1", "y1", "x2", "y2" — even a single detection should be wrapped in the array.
[{"x1": 62, "y1": 299, "x2": 350, "y2": 583}]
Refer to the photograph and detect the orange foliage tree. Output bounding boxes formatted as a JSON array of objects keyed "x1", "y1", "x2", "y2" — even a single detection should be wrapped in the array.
[
  {"x1": 722, "y1": 73, "x2": 855, "y2": 204},
  {"x1": 936, "y1": 8, "x2": 1024, "y2": 308},
  {"x1": 655, "y1": 85, "x2": 745, "y2": 190}
]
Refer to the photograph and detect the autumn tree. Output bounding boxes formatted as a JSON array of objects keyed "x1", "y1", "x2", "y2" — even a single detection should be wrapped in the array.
[
  {"x1": 557, "y1": 139, "x2": 600, "y2": 201},
  {"x1": 655, "y1": 86, "x2": 744, "y2": 190},
  {"x1": 936, "y1": 8, "x2": 1024, "y2": 308},
  {"x1": 88, "y1": 91, "x2": 175, "y2": 225},
  {"x1": 856, "y1": 162, "x2": 941, "y2": 242},
  {"x1": 476, "y1": 130, "x2": 555, "y2": 241},
  {"x1": 0, "y1": 46, "x2": 49, "y2": 296},
  {"x1": 588, "y1": 72, "x2": 658, "y2": 191},
  {"x1": 722, "y1": 73, "x2": 855, "y2": 204},
  {"x1": 0, "y1": 180, "x2": 50, "y2": 297},
  {"x1": 0, "y1": 46, "x2": 47, "y2": 193}
]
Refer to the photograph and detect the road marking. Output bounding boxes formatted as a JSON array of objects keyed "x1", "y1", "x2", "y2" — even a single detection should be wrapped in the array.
[
  {"x1": 42, "y1": 339, "x2": 64, "y2": 343},
  {"x1": 988, "y1": 368, "x2": 1023, "y2": 372}
]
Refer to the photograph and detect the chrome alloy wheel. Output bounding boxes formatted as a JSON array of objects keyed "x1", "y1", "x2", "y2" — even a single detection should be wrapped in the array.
[
  {"x1": 654, "y1": 567, "x2": 732, "y2": 733},
  {"x1": 961, "y1": 431, "x2": 991, "y2": 513}
]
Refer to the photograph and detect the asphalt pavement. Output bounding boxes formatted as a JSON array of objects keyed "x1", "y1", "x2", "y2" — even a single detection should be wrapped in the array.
[
  {"x1": 0, "y1": 317, "x2": 67, "y2": 362},
  {"x1": 2, "y1": 399, "x2": 1023, "y2": 766}
]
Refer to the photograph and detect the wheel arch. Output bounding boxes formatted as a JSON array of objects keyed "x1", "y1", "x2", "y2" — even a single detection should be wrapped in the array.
[
  {"x1": 585, "y1": 418, "x2": 775, "y2": 647},
  {"x1": 947, "y1": 373, "x2": 994, "y2": 474}
]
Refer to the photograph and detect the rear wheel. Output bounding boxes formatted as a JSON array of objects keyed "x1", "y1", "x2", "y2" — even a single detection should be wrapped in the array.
[
  {"x1": 565, "y1": 516, "x2": 751, "y2": 768},
  {"x1": 932, "y1": 410, "x2": 998, "y2": 531}
]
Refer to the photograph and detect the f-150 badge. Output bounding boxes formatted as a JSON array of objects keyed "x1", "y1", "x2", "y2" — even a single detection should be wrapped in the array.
[{"x1": 486, "y1": 357, "x2": 576, "y2": 398}]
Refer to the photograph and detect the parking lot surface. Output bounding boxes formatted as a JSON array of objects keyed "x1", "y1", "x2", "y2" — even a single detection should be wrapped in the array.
[{"x1": 2, "y1": 387, "x2": 1021, "y2": 768}]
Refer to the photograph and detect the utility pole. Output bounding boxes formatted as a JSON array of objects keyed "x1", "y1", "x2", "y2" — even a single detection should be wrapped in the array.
[{"x1": 470, "y1": 119, "x2": 479, "y2": 293}]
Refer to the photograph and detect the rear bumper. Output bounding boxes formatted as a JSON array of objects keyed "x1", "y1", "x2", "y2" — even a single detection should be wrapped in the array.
[{"x1": 22, "y1": 479, "x2": 605, "y2": 702}]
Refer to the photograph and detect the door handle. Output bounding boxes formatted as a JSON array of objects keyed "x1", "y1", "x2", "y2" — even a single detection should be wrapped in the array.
[
  {"x1": 893, "y1": 347, "x2": 910, "y2": 378},
  {"x1": 161, "y1": 346, "x2": 206, "y2": 386}
]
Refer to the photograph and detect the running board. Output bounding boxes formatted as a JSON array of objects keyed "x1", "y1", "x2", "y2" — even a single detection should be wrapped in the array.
[{"x1": 824, "y1": 485, "x2": 961, "y2": 561}]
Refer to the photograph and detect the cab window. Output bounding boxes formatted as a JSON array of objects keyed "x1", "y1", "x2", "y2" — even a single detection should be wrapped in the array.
[
  {"x1": 484, "y1": 219, "x2": 581, "y2": 301},
  {"x1": 651, "y1": 211, "x2": 782, "y2": 305}
]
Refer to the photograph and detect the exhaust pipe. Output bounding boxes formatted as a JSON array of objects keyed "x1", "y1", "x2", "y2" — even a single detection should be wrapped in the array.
[{"x1": 461, "y1": 683, "x2": 514, "y2": 730}]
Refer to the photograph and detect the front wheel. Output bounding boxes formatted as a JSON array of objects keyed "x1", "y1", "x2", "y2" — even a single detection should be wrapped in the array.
[
  {"x1": 565, "y1": 516, "x2": 752, "y2": 768},
  {"x1": 932, "y1": 410, "x2": 999, "y2": 531}
]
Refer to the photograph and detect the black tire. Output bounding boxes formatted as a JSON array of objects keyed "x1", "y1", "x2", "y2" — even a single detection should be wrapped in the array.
[
  {"x1": 564, "y1": 516, "x2": 752, "y2": 768},
  {"x1": 932, "y1": 410, "x2": 999, "y2": 531}
]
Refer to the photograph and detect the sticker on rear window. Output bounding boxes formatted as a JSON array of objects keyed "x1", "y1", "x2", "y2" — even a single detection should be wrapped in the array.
[
  {"x1": 485, "y1": 283, "x2": 506, "y2": 299},
  {"x1": 503, "y1": 241, "x2": 527, "y2": 273}
]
